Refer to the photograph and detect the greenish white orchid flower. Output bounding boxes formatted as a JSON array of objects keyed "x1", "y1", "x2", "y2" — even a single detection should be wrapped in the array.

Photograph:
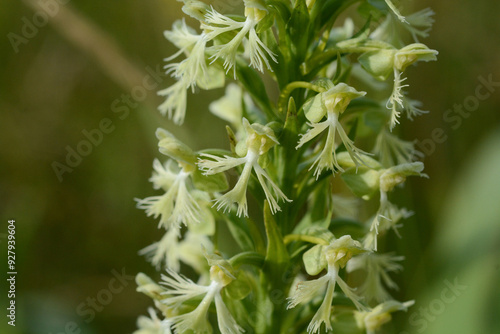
[
  {"x1": 136, "y1": 159, "x2": 202, "y2": 229},
  {"x1": 355, "y1": 300, "x2": 414, "y2": 334},
  {"x1": 373, "y1": 128, "x2": 419, "y2": 167},
  {"x1": 288, "y1": 235, "x2": 369, "y2": 334},
  {"x1": 357, "y1": 43, "x2": 437, "y2": 129},
  {"x1": 133, "y1": 307, "x2": 172, "y2": 334},
  {"x1": 161, "y1": 260, "x2": 244, "y2": 334},
  {"x1": 136, "y1": 129, "x2": 214, "y2": 229},
  {"x1": 140, "y1": 228, "x2": 213, "y2": 272},
  {"x1": 347, "y1": 253, "x2": 404, "y2": 303},
  {"x1": 297, "y1": 83, "x2": 368, "y2": 177},
  {"x1": 198, "y1": 118, "x2": 291, "y2": 217},
  {"x1": 203, "y1": 4, "x2": 277, "y2": 76},
  {"x1": 159, "y1": 19, "x2": 225, "y2": 124},
  {"x1": 365, "y1": 162, "x2": 427, "y2": 250}
]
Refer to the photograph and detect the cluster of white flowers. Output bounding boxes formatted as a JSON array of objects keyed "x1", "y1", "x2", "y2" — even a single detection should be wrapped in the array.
[
  {"x1": 158, "y1": 1, "x2": 276, "y2": 125},
  {"x1": 134, "y1": 1, "x2": 437, "y2": 333}
]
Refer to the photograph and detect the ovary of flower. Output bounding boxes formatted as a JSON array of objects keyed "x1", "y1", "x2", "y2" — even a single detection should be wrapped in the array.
[
  {"x1": 161, "y1": 268, "x2": 243, "y2": 334},
  {"x1": 136, "y1": 169, "x2": 201, "y2": 229},
  {"x1": 158, "y1": 79, "x2": 188, "y2": 125},
  {"x1": 198, "y1": 149, "x2": 289, "y2": 217},
  {"x1": 203, "y1": 8, "x2": 277, "y2": 76},
  {"x1": 297, "y1": 110, "x2": 367, "y2": 178}
]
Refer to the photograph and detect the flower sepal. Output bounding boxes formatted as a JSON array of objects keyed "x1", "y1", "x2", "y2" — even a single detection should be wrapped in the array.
[{"x1": 156, "y1": 128, "x2": 197, "y2": 165}]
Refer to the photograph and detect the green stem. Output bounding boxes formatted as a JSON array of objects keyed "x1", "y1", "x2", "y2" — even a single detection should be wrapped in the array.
[
  {"x1": 283, "y1": 234, "x2": 329, "y2": 245},
  {"x1": 278, "y1": 81, "x2": 326, "y2": 113},
  {"x1": 229, "y1": 251, "x2": 265, "y2": 268}
]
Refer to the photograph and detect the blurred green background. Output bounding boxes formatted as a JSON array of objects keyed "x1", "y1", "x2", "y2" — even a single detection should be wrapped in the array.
[{"x1": 0, "y1": 0, "x2": 499, "y2": 333}]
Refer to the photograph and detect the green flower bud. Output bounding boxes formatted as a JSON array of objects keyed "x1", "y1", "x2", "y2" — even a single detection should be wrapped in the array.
[
  {"x1": 156, "y1": 128, "x2": 197, "y2": 165},
  {"x1": 136, "y1": 273, "x2": 167, "y2": 301},
  {"x1": 180, "y1": 0, "x2": 210, "y2": 22}
]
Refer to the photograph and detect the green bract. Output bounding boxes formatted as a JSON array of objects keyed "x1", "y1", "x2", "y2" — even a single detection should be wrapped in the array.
[{"x1": 134, "y1": 1, "x2": 437, "y2": 333}]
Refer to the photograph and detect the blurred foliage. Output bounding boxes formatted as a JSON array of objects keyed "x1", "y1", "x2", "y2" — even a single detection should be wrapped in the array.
[{"x1": 0, "y1": 0, "x2": 499, "y2": 333}]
